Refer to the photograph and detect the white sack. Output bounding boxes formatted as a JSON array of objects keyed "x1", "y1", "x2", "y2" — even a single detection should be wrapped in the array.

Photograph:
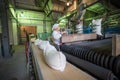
[
  {"x1": 44, "y1": 50, "x2": 66, "y2": 71},
  {"x1": 39, "y1": 41, "x2": 49, "y2": 51},
  {"x1": 34, "y1": 39, "x2": 50, "y2": 51},
  {"x1": 44, "y1": 42, "x2": 57, "y2": 53},
  {"x1": 76, "y1": 21, "x2": 83, "y2": 34},
  {"x1": 34, "y1": 39, "x2": 49, "y2": 53},
  {"x1": 35, "y1": 39, "x2": 66, "y2": 71},
  {"x1": 44, "y1": 42, "x2": 66, "y2": 71},
  {"x1": 92, "y1": 18, "x2": 102, "y2": 36},
  {"x1": 34, "y1": 39, "x2": 42, "y2": 45}
]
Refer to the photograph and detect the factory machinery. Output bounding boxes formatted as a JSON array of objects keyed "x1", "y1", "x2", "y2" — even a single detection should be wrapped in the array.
[
  {"x1": 61, "y1": 35, "x2": 120, "y2": 80},
  {"x1": 58, "y1": 1, "x2": 120, "y2": 79},
  {"x1": 26, "y1": 33, "x2": 98, "y2": 80},
  {"x1": 26, "y1": 32, "x2": 120, "y2": 80}
]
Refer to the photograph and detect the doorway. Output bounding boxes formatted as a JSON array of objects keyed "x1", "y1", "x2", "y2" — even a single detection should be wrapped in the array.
[{"x1": 20, "y1": 26, "x2": 36, "y2": 44}]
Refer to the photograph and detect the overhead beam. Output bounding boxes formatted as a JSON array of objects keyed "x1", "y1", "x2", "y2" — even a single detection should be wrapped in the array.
[
  {"x1": 47, "y1": 10, "x2": 52, "y2": 16},
  {"x1": 14, "y1": 1, "x2": 44, "y2": 12},
  {"x1": 52, "y1": 10, "x2": 64, "y2": 14},
  {"x1": 43, "y1": 0, "x2": 49, "y2": 9},
  {"x1": 84, "y1": 0, "x2": 100, "y2": 9},
  {"x1": 15, "y1": 6, "x2": 44, "y2": 12}
]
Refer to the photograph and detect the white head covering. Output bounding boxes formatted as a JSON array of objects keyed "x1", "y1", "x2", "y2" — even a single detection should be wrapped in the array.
[{"x1": 52, "y1": 23, "x2": 59, "y2": 31}]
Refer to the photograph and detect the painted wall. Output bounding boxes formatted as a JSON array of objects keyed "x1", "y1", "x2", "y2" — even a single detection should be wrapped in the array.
[
  {"x1": 46, "y1": 21, "x2": 52, "y2": 33},
  {"x1": 12, "y1": 9, "x2": 52, "y2": 44},
  {"x1": 6, "y1": 9, "x2": 52, "y2": 45},
  {"x1": 16, "y1": 9, "x2": 52, "y2": 34},
  {"x1": 38, "y1": 23, "x2": 44, "y2": 33}
]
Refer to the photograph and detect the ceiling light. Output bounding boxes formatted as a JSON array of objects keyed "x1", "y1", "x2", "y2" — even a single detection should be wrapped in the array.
[
  {"x1": 67, "y1": 2, "x2": 70, "y2": 6},
  {"x1": 20, "y1": 12, "x2": 24, "y2": 17}
]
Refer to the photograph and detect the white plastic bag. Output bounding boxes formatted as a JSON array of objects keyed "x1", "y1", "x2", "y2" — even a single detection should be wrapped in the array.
[
  {"x1": 92, "y1": 18, "x2": 102, "y2": 36},
  {"x1": 44, "y1": 50, "x2": 66, "y2": 71},
  {"x1": 44, "y1": 42, "x2": 57, "y2": 53},
  {"x1": 34, "y1": 39, "x2": 48, "y2": 52},
  {"x1": 35, "y1": 40, "x2": 66, "y2": 71},
  {"x1": 43, "y1": 42, "x2": 66, "y2": 71},
  {"x1": 34, "y1": 39, "x2": 42, "y2": 45},
  {"x1": 76, "y1": 21, "x2": 83, "y2": 34},
  {"x1": 39, "y1": 41, "x2": 49, "y2": 51}
]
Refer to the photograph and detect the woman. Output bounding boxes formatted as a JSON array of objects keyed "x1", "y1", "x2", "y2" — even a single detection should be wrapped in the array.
[{"x1": 52, "y1": 23, "x2": 66, "y2": 51}]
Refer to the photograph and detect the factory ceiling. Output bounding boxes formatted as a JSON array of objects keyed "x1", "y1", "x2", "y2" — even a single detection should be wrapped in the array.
[
  {"x1": 11, "y1": 0, "x2": 78, "y2": 22},
  {"x1": 12, "y1": 0, "x2": 97, "y2": 20},
  {"x1": 14, "y1": 0, "x2": 44, "y2": 12},
  {"x1": 8, "y1": 0, "x2": 120, "y2": 23},
  {"x1": 14, "y1": 0, "x2": 76, "y2": 13},
  {"x1": 9, "y1": 0, "x2": 120, "y2": 14}
]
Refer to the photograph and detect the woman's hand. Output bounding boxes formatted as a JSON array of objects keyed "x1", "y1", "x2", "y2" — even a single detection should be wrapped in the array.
[{"x1": 61, "y1": 31, "x2": 67, "y2": 34}]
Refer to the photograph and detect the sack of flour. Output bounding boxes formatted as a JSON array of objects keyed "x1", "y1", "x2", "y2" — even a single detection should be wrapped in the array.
[
  {"x1": 35, "y1": 40, "x2": 66, "y2": 71},
  {"x1": 39, "y1": 41, "x2": 49, "y2": 51},
  {"x1": 92, "y1": 18, "x2": 102, "y2": 36},
  {"x1": 44, "y1": 43, "x2": 66, "y2": 71},
  {"x1": 34, "y1": 39, "x2": 49, "y2": 51},
  {"x1": 44, "y1": 50, "x2": 66, "y2": 71},
  {"x1": 34, "y1": 39, "x2": 42, "y2": 45}
]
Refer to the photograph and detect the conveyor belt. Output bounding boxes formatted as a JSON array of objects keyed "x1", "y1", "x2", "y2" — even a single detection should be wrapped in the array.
[{"x1": 31, "y1": 43, "x2": 96, "y2": 80}]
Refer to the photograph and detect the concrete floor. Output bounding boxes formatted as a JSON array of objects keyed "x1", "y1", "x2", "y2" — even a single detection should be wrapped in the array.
[{"x1": 0, "y1": 45, "x2": 28, "y2": 80}]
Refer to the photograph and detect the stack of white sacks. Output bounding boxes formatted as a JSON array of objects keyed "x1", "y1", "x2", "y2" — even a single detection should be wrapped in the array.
[{"x1": 34, "y1": 39, "x2": 66, "y2": 71}]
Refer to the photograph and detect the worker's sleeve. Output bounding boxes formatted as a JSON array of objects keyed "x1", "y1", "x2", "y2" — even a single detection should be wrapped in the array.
[{"x1": 53, "y1": 32, "x2": 62, "y2": 40}]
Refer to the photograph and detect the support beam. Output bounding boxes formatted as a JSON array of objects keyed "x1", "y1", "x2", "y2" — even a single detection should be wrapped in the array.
[
  {"x1": 84, "y1": 0, "x2": 100, "y2": 9},
  {"x1": 15, "y1": 6, "x2": 44, "y2": 12},
  {"x1": 0, "y1": 0, "x2": 11, "y2": 58},
  {"x1": 43, "y1": 0, "x2": 49, "y2": 9}
]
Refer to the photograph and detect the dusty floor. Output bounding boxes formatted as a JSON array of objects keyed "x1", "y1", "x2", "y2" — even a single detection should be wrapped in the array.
[{"x1": 0, "y1": 45, "x2": 28, "y2": 80}]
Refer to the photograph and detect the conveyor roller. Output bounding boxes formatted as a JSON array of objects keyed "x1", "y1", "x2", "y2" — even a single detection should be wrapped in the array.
[{"x1": 61, "y1": 42, "x2": 120, "y2": 79}]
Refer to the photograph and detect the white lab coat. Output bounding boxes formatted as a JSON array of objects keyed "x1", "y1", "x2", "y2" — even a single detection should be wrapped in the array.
[{"x1": 52, "y1": 31, "x2": 62, "y2": 45}]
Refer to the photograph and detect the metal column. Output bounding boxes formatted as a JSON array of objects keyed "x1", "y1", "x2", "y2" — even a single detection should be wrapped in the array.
[{"x1": 0, "y1": 0, "x2": 11, "y2": 58}]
